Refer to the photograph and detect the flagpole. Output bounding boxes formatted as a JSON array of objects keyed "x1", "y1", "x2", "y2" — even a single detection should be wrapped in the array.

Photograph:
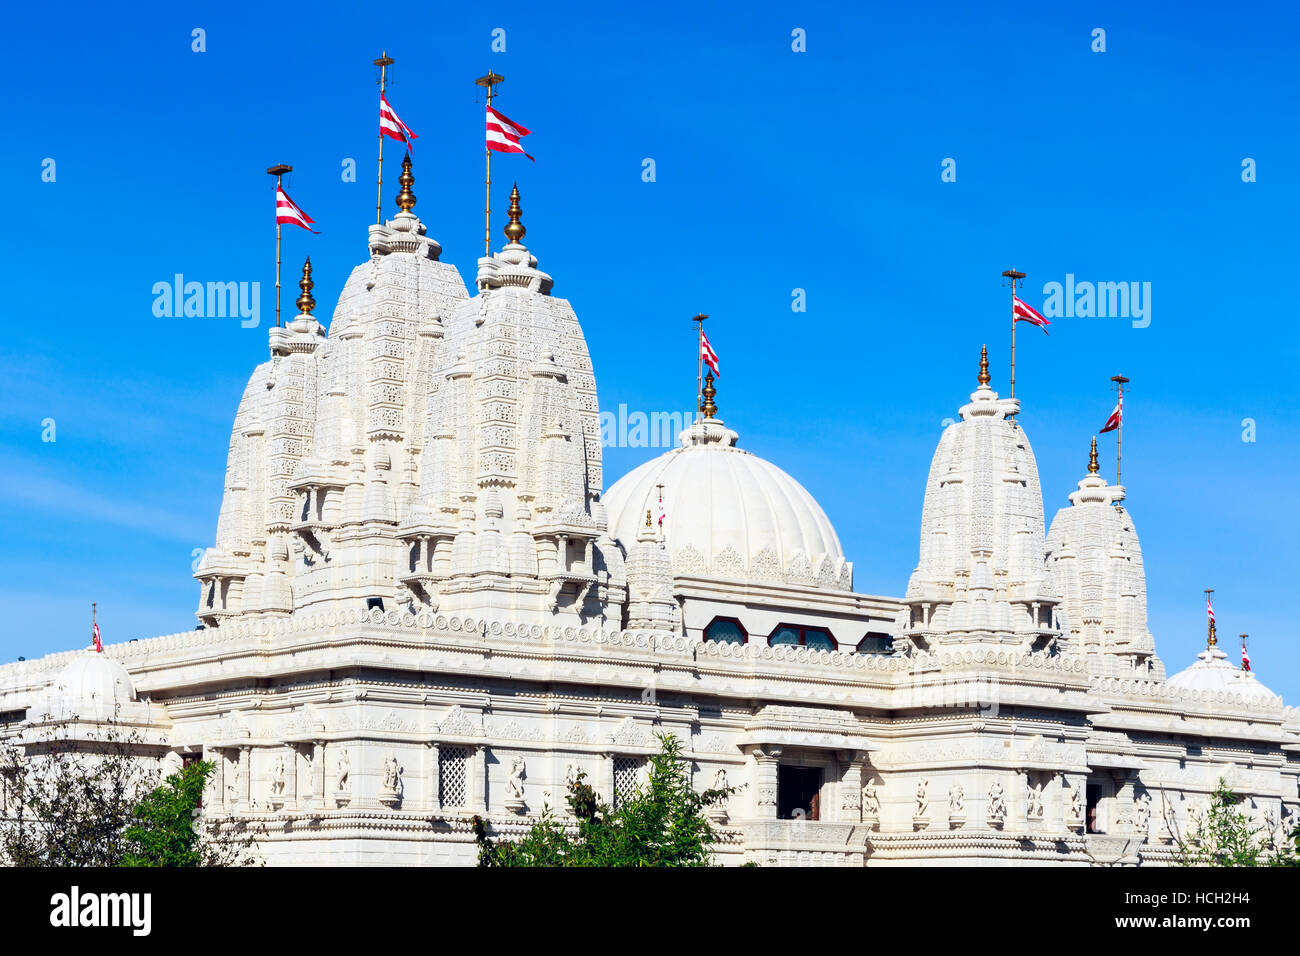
[
  {"x1": 92, "y1": 601, "x2": 97, "y2": 652},
  {"x1": 1111, "y1": 374, "x2": 1129, "y2": 488},
  {"x1": 692, "y1": 313, "x2": 707, "y2": 418},
  {"x1": 476, "y1": 71, "x2": 506, "y2": 258},
  {"x1": 1204, "y1": 588, "x2": 1216, "y2": 647},
  {"x1": 267, "y1": 163, "x2": 293, "y2": 328},
  {"x1": 375, "y1": 52, "x2": 394, "y2": 225},
  {"x1": 1001, "y1": 268, "x2": 1026, "y2": 399}
]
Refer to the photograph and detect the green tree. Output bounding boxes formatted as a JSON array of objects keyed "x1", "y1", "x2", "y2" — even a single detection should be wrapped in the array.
[
  {"x1": 0, "y1": 716, "x2": 258, "y2": 867},
  {"x1": 1173, "y1": 779, "x2": 1299, "y2": 867},
  {"x1": 123, "y1": 760, "x2": 257, "y2": 867},
  {"x1": 474, "y1": 733, "x2": 739, "y2": 867}
]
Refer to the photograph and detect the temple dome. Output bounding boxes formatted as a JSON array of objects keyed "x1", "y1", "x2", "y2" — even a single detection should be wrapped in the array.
[
  {"x1": 48, "y1": 650, "x2": 137, "y2": 716},
  {"x1": 604, "y1": 416, "x2": 851, "y2": 590},
  {"x1": 1167, "y1": 643, "x2": 1278, "y2": 702}
]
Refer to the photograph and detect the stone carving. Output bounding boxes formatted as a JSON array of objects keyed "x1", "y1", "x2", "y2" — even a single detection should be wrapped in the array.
[
  {"x1": 269, "y1": 754, "x2": 286, "y2": 807},
  {"x1": 988, "y1": 781, "x2": 1007, "y2": 826},
  {"x1": 334, "y1": 748, "x2": 351, "y2": 807},
  {"x1": 378, "y1": 753, "x2": 403, "y2": 808},
  {"x1": 862, "y1": 783, "x2": 880, "y2": 820},
  {"x1": 707, "y1": 768, "x2": 729, "y2": 823},
  {"x1": 1133, "y1": 792, "x2": 1151, "y2": 836},
  {"x1": 1026, "y1": 779, "x2": 1044, "y2": 821},
  {"x1": 948, "y1": 784, "x2": 965, "y2": 814},
  {"x1": 1069, "y1": 783, "x2": 1084, "y2": 822},
  {"x1": 503, "y1": 755, "x2": 527, "y2": 812},
  {"x1": 913, "y1": 778, "x2": 930, "y2": 828}
]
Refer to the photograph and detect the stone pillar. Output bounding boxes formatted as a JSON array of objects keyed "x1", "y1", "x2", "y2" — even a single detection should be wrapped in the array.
[
  {"x1": 602, "y1": 752, "x2": 616, "y2": 806},
  {"x1": 285, "y1": 746, "x2": 298, "y2": 809},
  {"x1": 207, "y1": 747, "x2": 224, "y2": 810},
  {"x1": 472, "y1": 745, "x2": 488, "y2": 812},
  {"x1": 313, "y1": 741, "x2": 326, "y2": 808},
  {"x1": 238, "y1": 746, "x2": 251, "y2": 809},
  {"x1": 1113, "y1": 770, "x2": 1136, "y2": 834},
  {"x1": 427, "y1": 742, "x2": 442, "y2": 812},
  {"x1": 751, "y1": 745, "x2": 782, "y2": 820},
  {"x1": 838, "y1": 750, "x2": 865, "y2": 823}
]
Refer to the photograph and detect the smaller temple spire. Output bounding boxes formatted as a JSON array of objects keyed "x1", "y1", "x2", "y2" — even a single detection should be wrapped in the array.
[
  {"x1": 978, "y1": 344, "x2": 990, "y2": 386},
  {"x1": 1088, "y1": 436, "x2": 1099, "y2": 475},
  {"x1": 395, "y1": 154, "x2": 416, "y2": 211},
  {"x1": 504, "y1": 183, "x2": 526, "y2": 244},
  {"x1": 1205, "y1": 588, "x2": 1217, "y2": 647},
  {"x1": 701, "y1": 372, "x2": 718, "y2": 419},
  {"x1": 296, "y1": 257, "x2": 316, "y2": 315}
]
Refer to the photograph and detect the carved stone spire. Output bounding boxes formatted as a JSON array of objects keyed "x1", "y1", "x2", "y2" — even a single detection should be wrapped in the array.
[
  {"x1": 504, "y1": 183, "x2": 525, "y2": 244},
  {"x1": 296, "y1": 257, "x2": 316, "y2": 315},
  {"x1": 395, "y1": 155, "x2": 416, "y2": 211}
]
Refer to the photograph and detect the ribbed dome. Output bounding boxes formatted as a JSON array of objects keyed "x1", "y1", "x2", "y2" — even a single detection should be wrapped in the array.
[
  {"x1": 1167, "y1": 644, "x2": 1278, "y2": 702},
  {"x1": 604, "y1": 417, "x2": 851, "y2": 590},
  {"x1": 49, "y1": 650, "x2": 137, "y2": 716}
]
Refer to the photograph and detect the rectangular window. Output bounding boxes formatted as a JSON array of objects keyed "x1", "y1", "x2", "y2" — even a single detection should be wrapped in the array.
[
  {"x1": 440, "y1": 747, "x2": 469, "y2": 808},
  {"x1": 778, "y1": 765, "x2": 824, "y2": 820},
  {"x1": 613, "y1": 756, "x2": 642, "y2": 808}
]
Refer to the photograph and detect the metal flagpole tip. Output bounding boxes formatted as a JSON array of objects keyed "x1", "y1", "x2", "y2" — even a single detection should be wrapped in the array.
[{"x1": 267, "y1": 163, "x2": 292, "y2": 177}]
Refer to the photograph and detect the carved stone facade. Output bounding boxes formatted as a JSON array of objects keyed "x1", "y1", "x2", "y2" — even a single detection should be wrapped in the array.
[{"x1": 1, "y1": 178, "x2": 1296, "y2": 867}]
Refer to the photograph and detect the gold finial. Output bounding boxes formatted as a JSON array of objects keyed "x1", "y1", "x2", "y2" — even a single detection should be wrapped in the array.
[
  {"x1": 645, "y1": 508, "x2": 653, "y2": 528},
  {"x1": 701, "y1": 372, "x2": 718, "y2": 418},
  {"x1": 504, "y1": 183, "x2": 526, "y2": 244},
  {"x1": 1088, "y1": 436, "x2": 1099, "y2": 475},
  {"x1": 295, "y1": 258, "x2": 316, "y2": 315},
  {"x1": 978, "y1": 344, "x2": 990, "y2": 386},
  {"x1": 395, "y1": 154, "x2": 416, "y2": 211},
  {"x1": 1208, "y1": 620, "x2": 1217, "y2": 647}
]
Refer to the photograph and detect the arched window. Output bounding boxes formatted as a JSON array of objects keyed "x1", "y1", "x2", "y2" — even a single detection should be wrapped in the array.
[
  {"x1": 703, "y1": 617, "x2": 747, "y2": 645},
  {"x1": 856, "y1": 632, "x2": 893, "y2": 655},
  {"x1": 767, "y1": 624, "x2": 837, "y2": 651}
]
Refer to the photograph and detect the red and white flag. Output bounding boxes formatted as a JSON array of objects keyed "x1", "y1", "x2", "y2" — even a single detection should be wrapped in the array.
[
  {"x1": 380, "y1": 93, "x2": 417, "y2": 153},
  {"x1": 1100, "y1": 394, "x2": 1122, "y2": 434},
  {"x1": 486, "y1": 106, "x2": 535, "y2": 161},
  {"x1": 1207, "y1": 594, "x2": 1216, "y2": 624},
  {"x1": 276, "y1": 186, "x2": 319, "y2": 233},
  {"x1": 656, "y1": 494, "x2": 667, "y2": 527},
  {"x1": 1241, "y1": 638, "x2": 1251, "y2": 672},
  {"x1": 1012, "y1": 295, "x2": 1051, "y2": 335},
  {"x1": 92, "y1": 621, "x2": 102, "y2": 653},
  {"x1": 701, "y1": 330, "x2": 720, "y2": 377}
]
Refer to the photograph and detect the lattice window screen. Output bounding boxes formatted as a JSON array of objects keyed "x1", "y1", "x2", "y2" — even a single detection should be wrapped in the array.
[
  {"x1": 440, "y1": 747, "x2": 469, "y2": 807},
  {"x1": 613, "y1": 756, "x2": 643, "y2": 808}
]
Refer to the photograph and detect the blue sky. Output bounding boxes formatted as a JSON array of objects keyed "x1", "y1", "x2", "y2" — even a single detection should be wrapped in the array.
[{"x1": 1, "y1": 1, "x2": 1296, "y2": 699}]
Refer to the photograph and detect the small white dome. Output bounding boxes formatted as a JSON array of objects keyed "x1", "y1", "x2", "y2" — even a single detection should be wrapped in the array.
[
  {"x1": 604, "y1": 417, "x2": 851, "y2": 590},
  {"x1": 1167, "y1": 644, "x2": 1278, "y2": 702},
  {"x1": 49, "y1": 650, "x2": 137, "y2": 715}
]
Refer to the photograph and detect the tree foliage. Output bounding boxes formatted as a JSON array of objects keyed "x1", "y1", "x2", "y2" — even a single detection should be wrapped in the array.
[
  {"x1": 0, "y1": 715, "x2": 258, "y2": 867},
  {"x1": 124, "y1": 760, "x2": 258, "y2": 867},
  {"x1": 474, "y1": 733, "x2": 738, "y2": 867},
  {"x1": 1173, "y1": 779, "x2": 1299, "y2": 867}
]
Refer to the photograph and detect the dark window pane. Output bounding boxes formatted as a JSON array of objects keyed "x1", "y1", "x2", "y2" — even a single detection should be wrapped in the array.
[
  {"x1": 769, "y1": 626, "x2": 801, "y2": 647},
  {"x1": 704, "y1": 619, "x2": 746, "y2": 645},
  {"x1": 803, "y1": 630, "x2": 835, "y2": 652}
]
